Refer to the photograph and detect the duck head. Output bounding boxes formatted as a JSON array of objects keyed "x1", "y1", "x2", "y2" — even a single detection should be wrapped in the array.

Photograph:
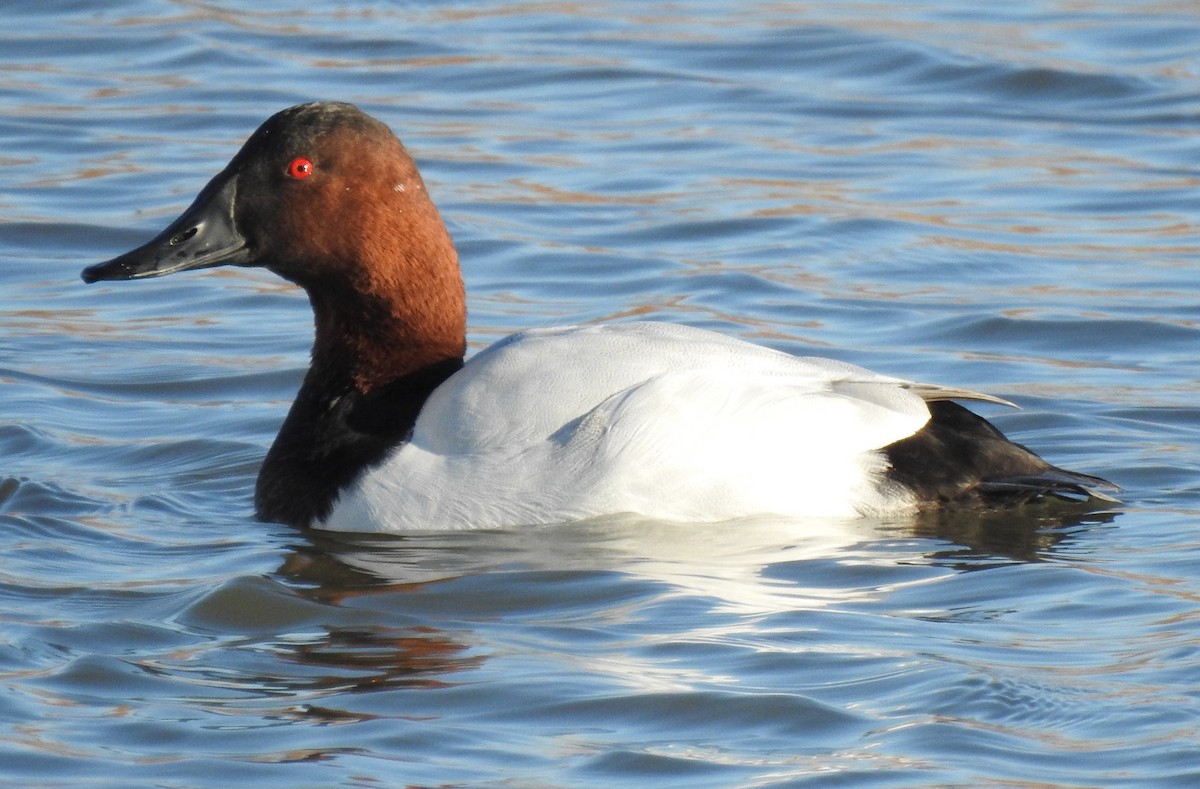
[
  {"x1": 84, "y1": 102, "x2": 457, "y2": 286},
  {"x1": 83, "y1": 102, "x2": 467, "y2": 388}
]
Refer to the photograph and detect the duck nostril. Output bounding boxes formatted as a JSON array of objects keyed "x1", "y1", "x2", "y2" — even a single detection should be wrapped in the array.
[{"x1": 170, "y1": 227, "x2": 198, "y2": 246}]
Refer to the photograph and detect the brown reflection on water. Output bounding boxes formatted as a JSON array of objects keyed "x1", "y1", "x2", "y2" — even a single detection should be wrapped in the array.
[{"x1": 279, "y1": 624, "x2": 479, "y2": 695}]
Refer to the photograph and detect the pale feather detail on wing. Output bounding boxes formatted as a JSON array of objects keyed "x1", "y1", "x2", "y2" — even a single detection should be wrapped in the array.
[{"x1": 900, "y1": 382, "x2": 1017, "y2": 409}]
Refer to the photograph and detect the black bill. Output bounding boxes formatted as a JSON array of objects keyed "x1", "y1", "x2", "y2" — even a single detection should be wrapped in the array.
[{"x1": 82, "y1": 175, "x2": 252, "y2": 283}]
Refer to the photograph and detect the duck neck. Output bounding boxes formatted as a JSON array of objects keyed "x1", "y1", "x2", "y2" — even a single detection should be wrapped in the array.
[
  {"x1": 304, "y1": 166, "x2": 468, "y2": 395},
  {"x1": 306, "y1": 273, "x2": 467, "y2": 396},
  {"x1": 255, "y1": 254, "x2": 467, "y2": 529}
]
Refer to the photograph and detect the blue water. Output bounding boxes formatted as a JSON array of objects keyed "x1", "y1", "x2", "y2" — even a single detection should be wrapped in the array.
[{"x1": 3, "y1": 1, "x2": 1200, "y2": 786}]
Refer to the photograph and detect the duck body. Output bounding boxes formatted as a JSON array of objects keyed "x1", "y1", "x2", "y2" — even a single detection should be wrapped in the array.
[
  {"x1": 82, "y1": 102, "x2": 1116, "y2": 532},
  {"x1": 322, "y1": 321, "x2": 929, "y2": 530}
]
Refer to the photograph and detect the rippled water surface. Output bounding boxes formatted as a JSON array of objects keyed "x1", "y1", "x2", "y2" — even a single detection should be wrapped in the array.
[{"x1": 3, "y1": 2, "x2": 1200, "y2": 786}]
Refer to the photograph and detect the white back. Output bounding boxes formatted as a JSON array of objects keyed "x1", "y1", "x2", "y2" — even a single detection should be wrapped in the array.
[{"x1": 322, "y1": 323, "x2": 952, "y2": 530}]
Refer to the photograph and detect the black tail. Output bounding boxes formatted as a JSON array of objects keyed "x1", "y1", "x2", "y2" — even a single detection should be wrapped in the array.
[
  {"x1": 976, "y1": 468, "x2": 1120, "y2": 504},
  {"x1": 884, "y1": 400, "x2": 1118, "y2": 508}
]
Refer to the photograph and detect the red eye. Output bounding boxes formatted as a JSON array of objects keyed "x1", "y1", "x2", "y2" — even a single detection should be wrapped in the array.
[{"x1": 287, "y1": 157, "x2": 314, "y2": 179}]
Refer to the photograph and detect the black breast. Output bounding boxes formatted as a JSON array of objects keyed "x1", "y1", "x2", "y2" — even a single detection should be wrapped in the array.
[{"x1": 254, "y1": 357, "x2": 464, "y2": 528}]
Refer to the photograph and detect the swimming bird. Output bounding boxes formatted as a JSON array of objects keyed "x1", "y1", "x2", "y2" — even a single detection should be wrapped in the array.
[{"x1": 82, "y1": 102, "x2": 1117, "y2": 531}]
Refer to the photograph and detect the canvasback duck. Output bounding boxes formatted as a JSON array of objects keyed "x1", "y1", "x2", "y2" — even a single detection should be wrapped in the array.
[{"x1": 82, "y1": 102, "x2": 1117, "y2": 531}]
